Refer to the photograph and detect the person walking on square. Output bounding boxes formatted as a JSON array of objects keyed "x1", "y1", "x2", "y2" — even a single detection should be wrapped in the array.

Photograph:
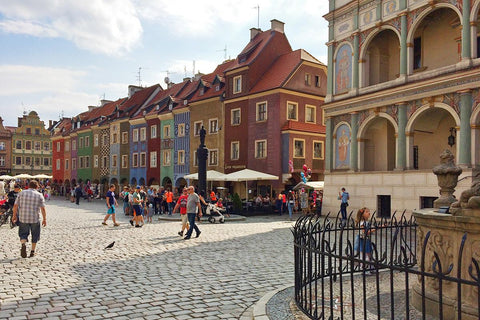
[
  {"x1": 165, "y1": 187, "x2": 174, "y2": 215},
  {"x1": 11, "y1": 180, "x2": 47, "y2": 258},
  {"x1": 338, "y1": 187, "x2": 349, "y2": 222},
  {"x1": 173, "y1": 187, "x2": 189, "y2": 236},
  {"x1": 102, "y1": 184, "x2": 120, "y2": 226},
  {"x1": 132, "y1": 186, "x2": 144, "y2": 227},
  {"x1": 184, "y1": 186, "x2": 202, "y2": 240},
  {"x1": 74, "y1": 184, "x2": 82, "y2": 205}
]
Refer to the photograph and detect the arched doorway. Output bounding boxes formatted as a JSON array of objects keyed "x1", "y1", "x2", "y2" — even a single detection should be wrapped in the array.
[
  {"x1": 138, "y1": 177, "x2": 145, "y2": 186},
  {"x1": 130, "y1": 178, "x2": 137, "y2": 187},
  {"x1": 361, "y1": 117, "x2": 396, "y2": 171},
  {"x1": 175, "y1": 177, "x2": 187, "y2": 190},
  {"x1": 408, "y1": 107, "x2": 456, "y2": 169},
  {"x1": 364, "y1": 29, "x2": 400, "y2": 86},
  {"x1": 162, "y1": 177, "x2": 172, "y2": 189}
]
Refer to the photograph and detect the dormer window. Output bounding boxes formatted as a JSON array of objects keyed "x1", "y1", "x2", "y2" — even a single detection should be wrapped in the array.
[
  {"x1": 215, "y1": 85, "x2": 220, "y2": 91},
  {"x1": 184, "y1": 100, "x2": 188, "y2": 105},
  {"x1": 233, "y1": 76, "x2": 242, "y2": 94},
  {"x1": 199, "y1": 87, "x2": 204, "y2": 96}
]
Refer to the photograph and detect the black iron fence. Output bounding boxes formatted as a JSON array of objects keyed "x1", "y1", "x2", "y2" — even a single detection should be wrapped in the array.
[{"x1": 292, "y1": 211, "x2": 480, "y2": 320}]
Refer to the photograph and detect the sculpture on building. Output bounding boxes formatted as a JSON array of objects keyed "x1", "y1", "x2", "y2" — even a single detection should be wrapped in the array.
[{"x1": 451, "y1": 166, "x2": 480, "y2": 210}]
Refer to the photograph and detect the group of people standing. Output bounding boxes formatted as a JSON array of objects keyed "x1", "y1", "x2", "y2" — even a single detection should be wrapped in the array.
[{"x1": 268, "y1": 189, "x2": 323, "y2": 220}]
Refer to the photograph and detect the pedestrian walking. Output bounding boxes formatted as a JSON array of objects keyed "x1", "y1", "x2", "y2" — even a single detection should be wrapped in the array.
[
  {"x1": 287, "y1": 190, "x2": 295, "y2": 220},
  {"x1": 338, "y1": 187, "x2": 349, "y2": 222},
  {"x1": 184, "y1": 186, "x2": 202, "y2": 240},
  {"x1": 11, "y1": 180, "x2": 47, "y2": 258},
  {"x1": 173, "y1": 187, "x2": 189, "y2": 236},
  {"x1": 165, "y1": 188, "x2": 173, "y2": 215},
  {"x1": 354, "y1": 207, "x2": 375, "y2": 271},
  {"x1": 74, "y1": 184, "x2": 82, "y2": 205},
  {"x1": 132, "y1": 186, "x2": 144, "y2": 227},
  {"x1": 102, "y1": 184, "x2": 120, "y2": 226}
]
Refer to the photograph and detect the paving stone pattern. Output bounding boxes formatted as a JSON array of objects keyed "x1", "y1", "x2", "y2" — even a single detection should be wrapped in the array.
[{"x1": 0, "y1": 198, "x2": 297, "y2": 319}]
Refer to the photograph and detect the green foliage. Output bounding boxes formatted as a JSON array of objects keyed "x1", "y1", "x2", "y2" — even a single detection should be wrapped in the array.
[{"x1": 232, "y1": 193, "x2": 243, "y2": 213}]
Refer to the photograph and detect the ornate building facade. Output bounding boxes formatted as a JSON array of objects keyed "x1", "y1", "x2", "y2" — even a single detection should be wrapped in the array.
[{"x1": 322, "y1": 0, "x2": 480, "y2": 215}]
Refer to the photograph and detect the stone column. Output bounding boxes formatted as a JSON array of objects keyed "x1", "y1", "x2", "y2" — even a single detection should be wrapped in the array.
[
  {"x1": 326, "y1": 42, "x2": 335, "y2": 99},
  {"x1": 462, "y1": 0, "x2": 471, "y2": 59},
  {"x1": 458, "y1": 90, "x2": 472, "y2": 166},
  {"x1": 325, "y1": 117, "x2": 333, "y2": 172},
  {"x1": 399, "y1": 13, "x2": 408, "y2": 76},
  {"x1": 350, "y1": 112, "x2": 358, "y2": 171},
  {"x1": 396, "y1": 103, "x2": 407, "y2": 170},
  {"x1": 353, "y1": 33, "x2": 359, "y2": 90},
  {"x1": 197, "y1": 126, "x2": 208, "y2": 195}
]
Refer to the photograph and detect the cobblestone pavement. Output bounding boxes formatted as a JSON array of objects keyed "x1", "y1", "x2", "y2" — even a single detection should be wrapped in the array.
[{"x1": 0, "y1": 197, "x2": 297, "y2": 320}]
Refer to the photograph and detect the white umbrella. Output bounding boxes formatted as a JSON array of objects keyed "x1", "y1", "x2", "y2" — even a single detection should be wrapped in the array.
[
  {"x1": 183, "y1": 170, "x2": 226, "y2": 181},
  {"x1": 222, "y1": 169, "x2": 278, "y2": 199},
  {"x1": 33, "y1": 174, "x2": 53, "y2": 179},
  {"x1": 13, "y1": 173, "x2": 33, "y2": 179},
  {"x1": 0, "y1": 175, "x2": 13, "y2": 180}
]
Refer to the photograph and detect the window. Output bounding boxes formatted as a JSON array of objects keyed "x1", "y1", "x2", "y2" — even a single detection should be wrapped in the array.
[
  {"x1": 94, "y1": 134, "x2": 99, "y2": 147},
  {"x1": 26, "y1": 128, "x2": 31, "y2": 134},
  {"x1": 233, "y1": 75, "x2": 242, "y2": 94},
  {"x1": 256, "y1": 102, "x2": 267, "y2": 122},
  {"x1": 0, "y1": 142, "x2": 4, "y2": 151},
  {"x1": 199, "y1": 87, "x2": 204, "y2": 96},
  {"x1": 85, "y1": 136, "x2": 90, "y2": 147},
  {"x1": 305, "y1": 105, "x2": 316, "y2": 123},
  {"x1": 112, "y1": 154, "x2": 118, "y2": 167},
  {"x1": 65, "y1": 159, "x2": 69, "y2": 170},
  {"x1": 140, "y1": 152, "x2": 146, "y2": 167},
  {"x1": 72, "y1": 140, "x2": 76, "y2": 150},
  {"x1": 305, "y1": 73, "x2": 311, "y2": 85},
  {"x1": 132, "y1": 153, "x2": 138, "y2": 167},
  {"x1": 0, "y1": 156, "x2": 5, "y2": 167},
  {"x1": 163, "y1": 125, "x2": 171, "y2": 138},
  {"x1": 231, "y1": 142, "x2": 239, "y2": 160},
  {"x1": 65, "y1": 141, "x2": 70, "y2": 151},
  {"x1": 313, "y1": 141, "x2": 324, "y2": 159},
  {"x1": 294, "y1": 139, "x2": 305, "y2": 158},
  {"x1": 25, "y1": 156, "x2": 31, "y2": 166},
  {"x1": 177, "y1": 123, "x2": 185, "y2": 137},
  {"x1": 121, "y1": 155, "x2": 128, "y2": 168},
  {"x1": 178, "y1": 150, "x2": 185, "y2": 165},
  {"x1": 231, "y1": 108, "x2": 241, "y2": 125},
  {"x1": 102, "y1": 134, "x2": 108, "y2": 146},
  {"x1": 16, "y1": 140, "x2": 22, "y2": 149},
  {"x1": 44, "y1": 142, "x2": 50, "y2": 151},
  {"x1": 413, "y1": 37, "x2": 422, "y2": 70},
  {"x1": 122, "y1": 132, "x2": 128, "y2": 144},
  {"x1": 79, "y1": 137, "x2": 84, "y2": 148},
  {"x1": 35, "y1": 128, "x2": 40, "y2": 135},
  {"x1": 57, "y1": 142, "x2": 61, "y2": 152},
  {"x1": 315, "y1": 75, "x2": 320, "y2": 87},
  {"x1": 56, "y1": 159, "x2": 60, "y2": 170},
  {"x1": 163, "y1": 150, "x2": 171, "y2": 166},
  {"x1": 84, "y1": 156, "x2": 89, "y2": 168},
  {"x1": 255, "y1": 140, "x2": 267, "y2": 159},
  {"x1": 151, "y1": 125, "x2": 157, "y2": 139},
  {"x1": 140, "y1": 127, "x2": 146, "y2": 141},
  {"x1": 194, "y1": 121, "x2": 203, "y2": 136},
  {"x1": 72, "y1": 158, "x2": 76, "y2": 170},
  {"x1": 94, "y1": 155, "x2": 99, "y2": 168},
  {"x1": 26, "y1": 141, "x2": 32, "y2": 150},
  {"x1": 102, "y1": 156, "x2": 108, "y2": 168},
  {"x1": 209, "y1": 119, "x2": 218, "y2": 134},
  {"x1": 287, "y1": 102, "x2": 298, "y2": 120},
  {"x1": 79, "y1": 157, "x2": 84, "y2": 169},
  {"x1": 112, "y1": 133, "x2": 118, "y2": 144},
  {"x1": 35, "y1": 157, "x2": 41, "y2": 166},
  {"x1": 34, "y1": 141, "x2": 41, "y2": 151},
  {"x1": 43, "y1": 157, "x2": 50, "y2": 166},
  {"x1": 132, "y1": 129, "x2": 139, "y2": 142},
  {"x1": 193, "y1": 151, "x2": 198, "y2": 166},
  {"x1": 16, "y1": 156, "x2": 22, "y2": 165},
  {"x1": 150, "y1": 152, "x2": 157, "y2": 168},
  {"x1": 208, "y1": 149, "x2": 218, "y2": 166}
]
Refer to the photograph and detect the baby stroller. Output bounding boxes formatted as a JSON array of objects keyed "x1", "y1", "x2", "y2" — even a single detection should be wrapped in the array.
[
  {"x1": 205, "y1": 203, "x2": 225, "y2": 224},
  {"x1": 0, "y1": 199, "x2": 15, "y2": 228}
]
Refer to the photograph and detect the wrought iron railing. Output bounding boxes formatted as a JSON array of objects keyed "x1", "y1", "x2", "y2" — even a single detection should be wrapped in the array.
[{"x1": 293, "y1": 211, "x2": 480, "y2": 320}]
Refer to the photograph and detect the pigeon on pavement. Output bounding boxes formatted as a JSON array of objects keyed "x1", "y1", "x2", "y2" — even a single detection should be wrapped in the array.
[{"x1": 105, "y1": 241, "x2": 115, "y2": 249}]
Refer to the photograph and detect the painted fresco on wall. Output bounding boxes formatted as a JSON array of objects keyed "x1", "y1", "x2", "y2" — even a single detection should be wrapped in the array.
[
  {"x1": 383, "y1": 0, "x2": 399, "y2": 17},
  {"x1": 335, "y1": 124, "x2": 351, "y2": 169},
  {"x1": 335, "y1": 44, "x2": 352, "y2": 94}
]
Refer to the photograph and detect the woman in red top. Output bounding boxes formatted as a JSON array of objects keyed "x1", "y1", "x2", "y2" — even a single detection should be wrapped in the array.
[
  {"x1": 173, "y1": 188, "x2": 189, "y2": 236},
  {"x1": 209, "y1": 190, "x2": 217, "y2": 204}
]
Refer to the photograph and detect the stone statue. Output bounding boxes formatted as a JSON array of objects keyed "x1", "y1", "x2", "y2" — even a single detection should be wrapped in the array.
[
  {"x1": 432, "y1": 149, "x2": 462, "y2": 208},
  {"x1": 451, "y1": 166, "x2": 480, "y2": 209}
]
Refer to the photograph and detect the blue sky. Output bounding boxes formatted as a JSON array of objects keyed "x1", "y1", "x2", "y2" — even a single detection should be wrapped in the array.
[{"x1": 0, "y1": 0, "x2": 329, "y2": 128}]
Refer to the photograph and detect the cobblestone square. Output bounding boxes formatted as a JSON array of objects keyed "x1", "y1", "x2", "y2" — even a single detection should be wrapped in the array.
[{"x1": 0, "y1": 198, "x2": 296, "y2": 319}]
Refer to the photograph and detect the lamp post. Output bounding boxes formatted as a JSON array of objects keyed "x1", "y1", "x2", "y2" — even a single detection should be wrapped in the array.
[
  {"x1": 448, "y1": 127, "x2": 456, "y2": 147},
  {"x1": 197, "y1": 126, "x2": 208, "y2": 195},
  {"x1": 31, "y1": 163, "x2": 34, "y2": 175}
]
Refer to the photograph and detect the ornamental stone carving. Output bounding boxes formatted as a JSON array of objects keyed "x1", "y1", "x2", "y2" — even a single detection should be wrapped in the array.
[{"x1": 432, "y1": 149, "x2": 462, "y2": 208}]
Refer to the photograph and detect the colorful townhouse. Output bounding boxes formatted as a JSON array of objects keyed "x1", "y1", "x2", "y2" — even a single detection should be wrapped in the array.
[
  {"x1": 0, "y1": 117, "x2": 13, "y2": 175},
  {"x1": 223, "y1": 20, "x2": 327, "y2": 197},
  {"x1": 321, "y1": 0, "x2": 480, "y2": 215},
  {"x1": 50, "y1": 117, "x2": 71, "y2": 195},
  {"x1": 11, "y1": 111, "x2": 52, "y2": 176}
]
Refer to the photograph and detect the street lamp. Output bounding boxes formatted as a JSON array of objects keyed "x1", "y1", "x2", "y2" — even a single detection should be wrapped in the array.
[{"x1": 31, "y1": 163, "x2": 34, "y2": 175}]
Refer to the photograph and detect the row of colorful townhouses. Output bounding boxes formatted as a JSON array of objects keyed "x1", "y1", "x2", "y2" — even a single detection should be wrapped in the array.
[{"x1": 46, "y1": 20, "x2": 327, "y2": 198}]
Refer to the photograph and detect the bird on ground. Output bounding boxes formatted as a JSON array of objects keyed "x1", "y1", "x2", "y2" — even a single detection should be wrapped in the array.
[{"x1": 105, "y1": 241, "x2": 115, "y2": 249}]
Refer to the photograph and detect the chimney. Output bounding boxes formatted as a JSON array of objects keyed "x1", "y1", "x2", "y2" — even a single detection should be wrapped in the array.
[
  {"x1": 100, "y1": 99, "x2": 112, "y2": 107},
  {"x1": 88, "y1": 106, "x2": 96, "y2": 112},
  {"x1": 250, "y1": 27, "x2": 261, "y2": 40},
  {"x1": 128, "y1": 85, "x2": 142, "y2": 98},
  {"x1": 270, "y1": 19, "x2": 285, "y2": 33}
]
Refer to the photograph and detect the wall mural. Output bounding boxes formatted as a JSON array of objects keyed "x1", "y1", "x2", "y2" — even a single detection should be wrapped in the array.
[
  {"x1": 335, "y1": 123, "x2": 351, "y2": 169},
  {"x1": 335, "y1": 44, "x2": 352, "y2": 94}
]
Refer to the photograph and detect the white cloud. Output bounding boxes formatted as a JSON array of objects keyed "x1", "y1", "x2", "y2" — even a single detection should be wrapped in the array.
[{"x1": 0, "y1": 0, "x2": 143, "y2": 56}]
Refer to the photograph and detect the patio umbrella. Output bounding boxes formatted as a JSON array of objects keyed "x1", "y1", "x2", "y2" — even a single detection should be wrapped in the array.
[
  {"x1": 0, "y1": 175, "x2": 13, "y2": 180},
  {"x1": 183, "y1": 170, "x2": 226, "y2": 181},
  {"x1": 222, "y1": 169, "x2": 278, "y2": 199},
  {"x1": 33, "y1": 174, "x2": 53, "y2": 179},
  {"x1": 13, "y1": 173, "x2": 33, "y2": 179}
]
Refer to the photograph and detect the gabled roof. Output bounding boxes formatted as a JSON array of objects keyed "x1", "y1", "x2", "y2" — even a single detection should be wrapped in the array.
[
  {"x1": 112, "y1": 84, "x2": 161, "y2": 121},
  {"x1": 189, "y1": 60, "x2": 235, "y2": 103},
  {"x1": 250, "y1": 49, "x2": 325, "y2": 94}
]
